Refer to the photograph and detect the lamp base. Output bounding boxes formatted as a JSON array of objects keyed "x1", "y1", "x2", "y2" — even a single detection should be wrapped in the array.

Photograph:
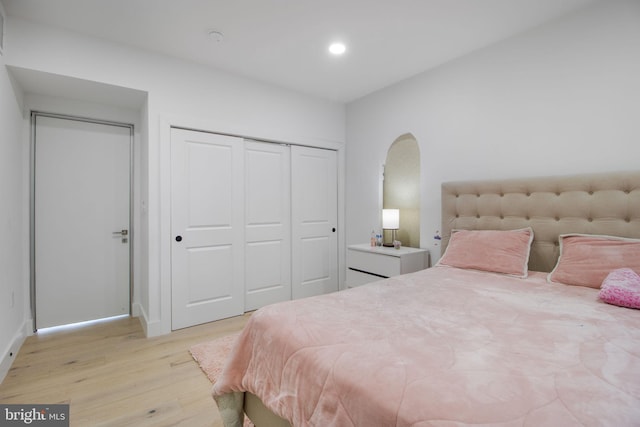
[{"x1": 383, "y1": 229, "x2": 398, "y2": 247}]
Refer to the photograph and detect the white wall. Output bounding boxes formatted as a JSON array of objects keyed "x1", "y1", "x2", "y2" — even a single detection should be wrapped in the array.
[
  {"x1": 346, "y1": 0, "x2": 640, "y2": 262},
  {"x1": 0, "y1": 8, "x2": 29, "y2": 380},
  {"x1": 3, "y1": 17, "x2": 346, "y2": 336}
]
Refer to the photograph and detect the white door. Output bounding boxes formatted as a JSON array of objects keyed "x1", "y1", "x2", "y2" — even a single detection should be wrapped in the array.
[
  {"x1": 244, "y1": 141, "x2": 291, "y2": 310},
  {"x1": 291, "y1": 146, "x2": 338, "y2": 299},
  {"x1": 170, "y1": 128, "x2": 244, "y2": 330},
  {"x1": 34, "y1": 115, "x2": 131, "y2": 329}
]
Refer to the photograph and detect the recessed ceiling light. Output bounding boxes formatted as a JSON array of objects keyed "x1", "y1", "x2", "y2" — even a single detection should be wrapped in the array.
[
  {"x1": 329, "y1": 42, "x2": 346, "y2": 55},
  {"x1": 208, "y1": 30, "x2": 224, "y2": 43}
]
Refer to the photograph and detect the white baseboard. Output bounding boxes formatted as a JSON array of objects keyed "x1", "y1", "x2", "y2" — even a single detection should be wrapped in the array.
[
  {"x1": 0, "y1": 319, "x2": 31, "y2": 384},
  {"x1": 133, "y1": 303, "x2": 164, "y2": 338}
]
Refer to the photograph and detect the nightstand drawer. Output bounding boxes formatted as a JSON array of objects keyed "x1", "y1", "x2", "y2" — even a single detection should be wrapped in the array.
[
  {"x1": 345, "y1": 244, "x2": 429, "y2": 289},
  {"x1": 346, "y1": 268, "x2": 385, "y2": 287},
  {"x1": 348, "y1": 249, "x2": 401, "y2": 278}
]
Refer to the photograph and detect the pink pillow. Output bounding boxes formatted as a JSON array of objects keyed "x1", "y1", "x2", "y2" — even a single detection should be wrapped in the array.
[
  {"x1": 599, "y1": 268, "x2": 640, "y2": 309},
  {"x1": 548, "y1": 234, "x2": 640, "y2": 289},
  {"x1": 437, "y1": 228, "x2": 533, "y2": 278}
]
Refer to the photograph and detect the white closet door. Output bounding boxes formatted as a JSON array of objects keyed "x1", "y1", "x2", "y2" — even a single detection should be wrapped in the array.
[
  {"x1": 35, "y1": 115, "x2": 131, "y2": 329},
  {"x1": 291, "y1": 146, "x2": 338, "y2": 299},
  {"x1": 170, "y1": 128, "x2": 244, "y2": 330},
  {"x1": 244, "y1": 141, "x2": 291, "y2": 310}
]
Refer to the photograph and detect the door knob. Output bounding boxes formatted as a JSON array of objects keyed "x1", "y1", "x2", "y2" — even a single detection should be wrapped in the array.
[
  {"x1": 175, "y1": 235, "x2": 183, "y2": 242},
  {"x1": 112, "y1": 229, "x2": 128, "y2": 244}
]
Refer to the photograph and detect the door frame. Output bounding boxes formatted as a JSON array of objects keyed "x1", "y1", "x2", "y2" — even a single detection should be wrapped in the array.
[{"x1": 29, "y1": 111, "x2": 135, "y2": 332}]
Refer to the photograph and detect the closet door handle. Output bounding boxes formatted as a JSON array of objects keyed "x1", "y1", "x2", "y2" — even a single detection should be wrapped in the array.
[
  {"x1": 175, "y1": 235, "x2": 183, "y2": 242},
  {"x1": 332, "y1": 228, "x2": 336, "y2": 232}
]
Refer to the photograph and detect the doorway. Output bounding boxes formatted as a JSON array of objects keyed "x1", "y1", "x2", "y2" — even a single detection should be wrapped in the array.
[{"x1": 31, "y1": 112, "x2": 133, "y2": 330}]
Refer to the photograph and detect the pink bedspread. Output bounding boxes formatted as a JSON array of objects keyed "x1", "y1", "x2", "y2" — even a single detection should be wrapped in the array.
[{"x1": 212, "y1": 267, "x2": 640, "y2": 426}]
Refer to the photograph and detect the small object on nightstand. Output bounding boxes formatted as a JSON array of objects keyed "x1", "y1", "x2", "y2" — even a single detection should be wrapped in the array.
[{"x1": 393, "y1": 240, "x2": 401, "y2": 249}]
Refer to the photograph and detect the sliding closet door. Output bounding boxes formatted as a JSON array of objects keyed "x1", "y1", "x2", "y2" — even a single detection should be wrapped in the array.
[
  {"x1": 170, "y1": 128, "x2": 244, "y2": 330},
  {"x1": 291, "y1": 146, "x2": 338, "y2": 299},
  {"x1": 170, "y1": 131, "x2": 338, "y2": 328},
  {"x1": 244, "y1": 141, "x2": 291, "y2": 310}
]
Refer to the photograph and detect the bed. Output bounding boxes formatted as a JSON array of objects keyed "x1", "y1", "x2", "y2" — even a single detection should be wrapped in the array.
[{"x1": 212, "y1": 171, "x2": 640, "y2": 427}]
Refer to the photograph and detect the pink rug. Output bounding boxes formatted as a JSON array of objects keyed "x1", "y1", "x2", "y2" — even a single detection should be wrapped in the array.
[
  {"x1": 190, "y1": 331, "x2": 241, "y2": 383},
  {"x1": 190, "y1": 332, "x2": 254, "y2": 427}
]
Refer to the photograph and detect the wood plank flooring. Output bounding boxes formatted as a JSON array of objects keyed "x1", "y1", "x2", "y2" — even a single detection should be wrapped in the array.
[{"x1": 0, "y1": 314, "x2": 250, "y2": 426}]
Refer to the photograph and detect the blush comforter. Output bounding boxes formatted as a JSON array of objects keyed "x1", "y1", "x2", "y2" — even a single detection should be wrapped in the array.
[{"x1": 212, "y1": 267, "x2": 640, "y2": 427}]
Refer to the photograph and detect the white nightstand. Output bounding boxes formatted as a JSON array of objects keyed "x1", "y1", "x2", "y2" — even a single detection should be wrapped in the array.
[{"x1": 346, "y1": 244, "x2": 430, "y2": 288}]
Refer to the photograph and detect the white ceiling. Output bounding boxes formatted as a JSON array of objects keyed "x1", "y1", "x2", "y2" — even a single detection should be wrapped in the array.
[{"x1": 2, "y1": 0, "x2": 597, "y2": 103}]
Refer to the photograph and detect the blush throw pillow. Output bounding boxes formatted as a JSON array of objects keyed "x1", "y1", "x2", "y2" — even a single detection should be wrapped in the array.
[
  {"x1": 599, "y1": 268, "x2": 640, "y2": 309},
  {"x1": 437, "y1": 228, "x2": 534, "y2": 278},
  {"x1": 548, "y1": 234, "x2": 640, "y2": 289}
]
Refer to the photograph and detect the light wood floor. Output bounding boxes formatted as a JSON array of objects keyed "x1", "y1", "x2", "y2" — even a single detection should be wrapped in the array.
[{"x1": 0, "y1": 314, "x2": 250, "y2": 426}]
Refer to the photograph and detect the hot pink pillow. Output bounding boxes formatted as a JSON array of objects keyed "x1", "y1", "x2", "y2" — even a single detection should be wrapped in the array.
[
  {"x1": 548, "y1": 234, "x2": 640, "y2": 289},
  {"x1": 437, "y1": 228, "x2": 533, "y2": 278},
  {"x1": 599, "y1": 268, "x2": 640, "y2": 309}
]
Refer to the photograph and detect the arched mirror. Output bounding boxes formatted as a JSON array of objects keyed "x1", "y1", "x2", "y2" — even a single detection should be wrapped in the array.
[{"x1": 383, "y1": 133, "x2": 420, "y2": 248}]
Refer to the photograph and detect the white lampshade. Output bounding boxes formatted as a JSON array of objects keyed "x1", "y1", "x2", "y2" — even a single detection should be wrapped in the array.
[{"x1": 382, "y1": 209, "x2": 400, "y2": 230}]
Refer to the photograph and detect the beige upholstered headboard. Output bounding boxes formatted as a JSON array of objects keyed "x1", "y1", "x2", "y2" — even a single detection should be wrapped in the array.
[{"x1": 441, "y1": 171, "x2": 640, "y2": 272}]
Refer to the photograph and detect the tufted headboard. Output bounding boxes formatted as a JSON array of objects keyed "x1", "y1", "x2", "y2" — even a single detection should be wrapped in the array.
[{"x1": 441, "y1": 171, "x2": 640, "y2": 272}]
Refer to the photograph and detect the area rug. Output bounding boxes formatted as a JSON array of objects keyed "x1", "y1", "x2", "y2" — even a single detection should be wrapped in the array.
[
  {"x1": 190, "y1": 331, "x2": 241, "y2": 383},
  {"x1": 190, "y1": 331, "x2": 254, "y2": 427}
]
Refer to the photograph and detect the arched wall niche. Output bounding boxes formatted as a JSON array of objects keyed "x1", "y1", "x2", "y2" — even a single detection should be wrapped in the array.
[{"x1": 383, "y1": 133, "x2": 420, "y2": 248}]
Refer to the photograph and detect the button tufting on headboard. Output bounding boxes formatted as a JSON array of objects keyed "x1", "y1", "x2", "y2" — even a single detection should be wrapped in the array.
[{"x1": 441, "y1": 171, "x2": 640, "y2": 272}]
